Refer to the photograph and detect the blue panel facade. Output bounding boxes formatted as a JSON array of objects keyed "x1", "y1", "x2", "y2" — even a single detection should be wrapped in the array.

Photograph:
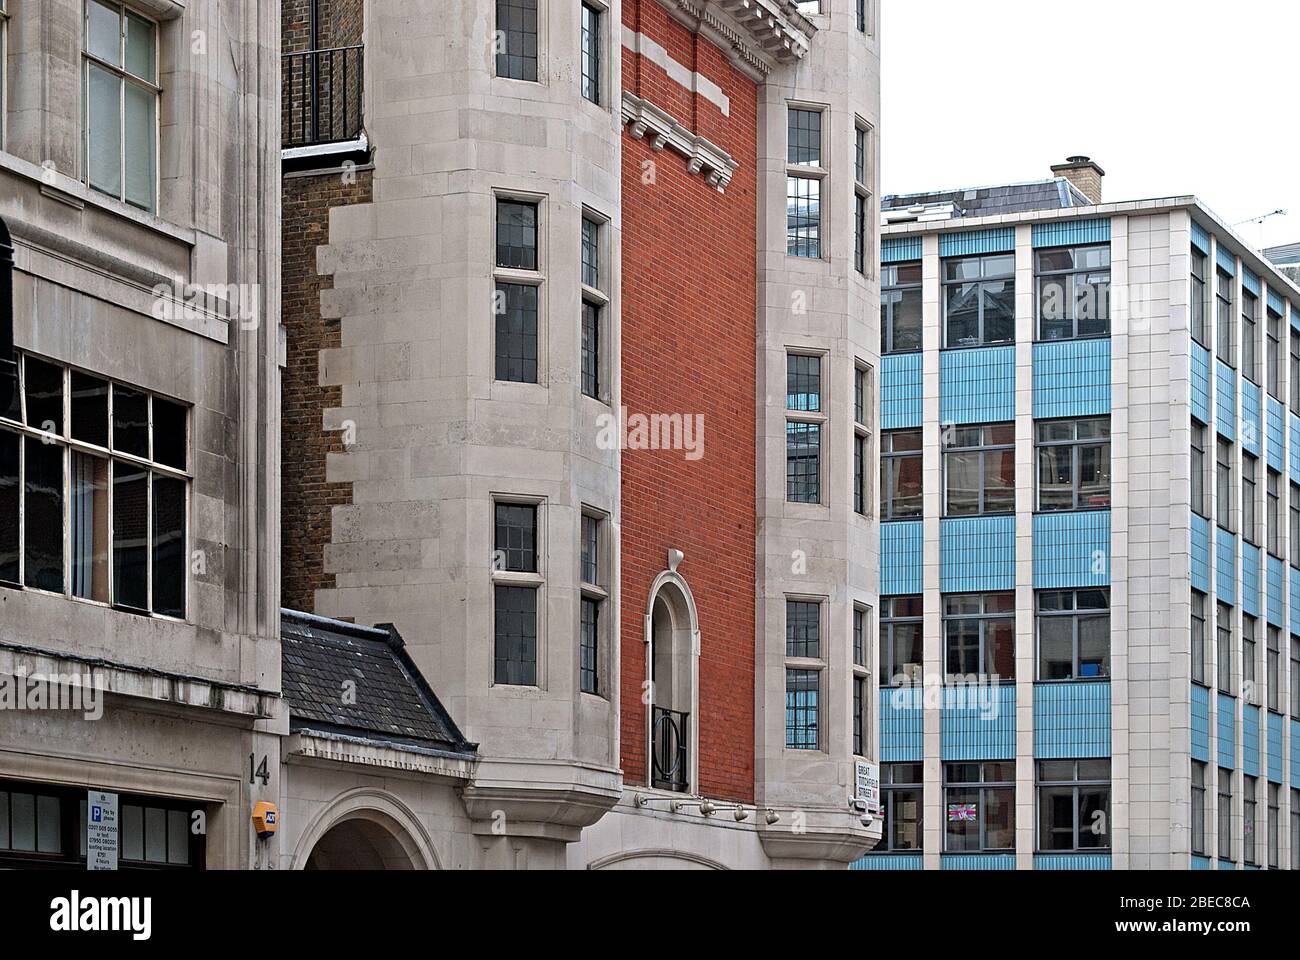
[
  {"x1": 1242, "y1": 267, "x2": 1260, "y2": 297},
  {"x1": 941, "y1": 685, "x2": 1015, "y2": 760},
  {"x1": 940, "y1": 347, "x2": 1015, "y2": 425},
  {"x1": 1034, "y1": 682, "x2": 1111, "y2": 758},
  {"x1": 1191, "y1": 684, "x2": 1211, "y2": 763},
  {"x1": 852, "y1": 854, "x2": 923, "y2": 871},
  {"x1": 1035, "y1": 853, "x2": 1112, "y2": 871},
  {"x1": 942, "y1": 854, "x2": 1016, "y2": 871},
  {"x1": 1266, "y1": 398, "x2": 1285, "y2": 473},
  {"x1": 1290, "y1": 414, "x2": 1300, "y2": 484},
  {"x1": 1191, "y1": 855, "x2": 1213, "y2": 870},
  {"x1": 1216, "y1": 530, "x2": 1237, "y2": 607},
  {"x1": 1191, "y1": 345, "x2": 1212, "y2": 425},
  {"x1": 1292, "y1": 720, "x2": 1300, "y2": 781},
  {"x1": 1217, "y1": 693, "x2": 1237, "y2": 768},
  {"x1": 1241, "y1": 545, "x2": 1261, "y2": 618},
  {"x1": 1267, "y1": 556, "x2": 1285, "y2": 628},
  {"x1": 1031, "y1": 218, "x2": 1111, "y2": 249},
  {"x1": 881, "y1": 521, "x2": 924, "y2": 597},
  {"x1": 1032, "y1": 511, "x2": 1109, "y2": 590},
  {"x1": 882, "y1": 353, "x2": 924, "y2": 430},
  {"x1": 880, "y1": 687, "x2": 924, "y2": 762},
  {"x1": 1267, "y1": 714, "x2": 1283, "y2": 784},
  {"x1": 1242, "y1": 705, "x2": 1261, "y2": 778},
  {"x1": 1240, "y1": 381, "x2": 1261, "y2": 455},
  {"x1": 1217, "y1": 246, "x2": 1236, "y2": 275},
  {"x1": 939, "y1": 227, "x2": 1015, "y2": 258},
  {"x1": 882, "y1": 236, "x2": 922, "y2": 263},
  {"x1": 1191, "y1": 221, "x2": 1210, "y2": 253},
  {"x1": 1291, "y1": 568, "x2": 1300, "y2": 630},
  {"x1": 940, "y1": 516, "x2": 1016, "y2": 593},
  {"x1": 1032, "y1": 339, "x2": 1111, "y2": 419},
  {"x1": 1215, "y1": 360, "x2": 1236, "y2": 441},
  {"x1": 1191, "y1": 514, "x2": 1212, "y2": 594},
  {"x1": 1268, "y1": 286, "x2": 1285, "y2": 316}
]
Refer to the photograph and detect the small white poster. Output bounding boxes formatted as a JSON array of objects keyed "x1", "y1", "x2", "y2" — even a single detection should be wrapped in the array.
[
  {"x1": 855, "y1": 761, "x2": 880, "y2": 816},
  {"x1": 87, "y1": 790, "x2": 118, "y2": 871}
]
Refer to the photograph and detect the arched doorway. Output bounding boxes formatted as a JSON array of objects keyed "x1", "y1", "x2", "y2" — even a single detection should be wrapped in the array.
[
  {"x1": 644, "y1": 568, "x2": 700, "y2": 794},
  {"x1": 304, "y1": 817, "x2": 420, "y2": 870},
  {"x1": 293, "y1": 789, "x2": 438, "y2": 870}
]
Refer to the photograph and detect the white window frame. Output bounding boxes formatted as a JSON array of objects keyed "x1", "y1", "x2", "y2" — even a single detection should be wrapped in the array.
[{"x1": 492, "y1": 190, "x2": 548, "y2": 385}]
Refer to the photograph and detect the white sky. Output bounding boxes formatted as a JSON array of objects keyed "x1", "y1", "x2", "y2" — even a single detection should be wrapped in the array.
[{"x1": 880, "y1": 0, "x2": 1300, "y2": 251}]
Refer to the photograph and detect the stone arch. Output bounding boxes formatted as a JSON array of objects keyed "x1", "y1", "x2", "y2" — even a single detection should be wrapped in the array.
[
  {"x1": 644, "y1": 568, "x2": 701, "y2": 794},
  {"x1": 292, "y1": 787, "x2": 440, "y2": 870}
]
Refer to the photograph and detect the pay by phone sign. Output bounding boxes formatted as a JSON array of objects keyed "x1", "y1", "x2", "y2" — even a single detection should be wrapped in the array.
[{"x1": 87, "y1": 790, "x2": 118, "y2": 871}]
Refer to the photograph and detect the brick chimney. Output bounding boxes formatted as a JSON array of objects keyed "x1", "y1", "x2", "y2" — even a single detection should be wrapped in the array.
[{"x1": 1051, "y1": 155, "x2": 1105, "y2": 204}]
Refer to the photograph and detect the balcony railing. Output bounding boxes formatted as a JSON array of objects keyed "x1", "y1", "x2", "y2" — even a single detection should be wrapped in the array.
[
  {"x1": 651, "y1": 707, "x2": 690, "y2": 793},
  {"x1": 282, "y1": 45, "x2": 364, "y2": 150}
]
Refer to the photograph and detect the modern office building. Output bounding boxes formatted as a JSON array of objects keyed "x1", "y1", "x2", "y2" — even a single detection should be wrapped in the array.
[
  {"x1": 0, "y1": 0, "x2": 283, "y2": 868},
  {"x1": 859, "y1": 160, "x2": 1300, "y2": 871},
  {"x1": 278, "y1": 0, "x2": 882, "y2": 869}
]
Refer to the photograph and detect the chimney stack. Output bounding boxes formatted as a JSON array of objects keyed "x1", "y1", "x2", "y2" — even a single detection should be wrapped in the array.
[{"x1": 1051, "y1": 155, "x2": 1105, "y2": 204}]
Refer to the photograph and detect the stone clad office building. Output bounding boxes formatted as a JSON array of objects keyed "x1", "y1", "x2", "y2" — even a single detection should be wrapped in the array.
[{"x1": 0, "y1": 0, "x2": 884, "y2": 870}]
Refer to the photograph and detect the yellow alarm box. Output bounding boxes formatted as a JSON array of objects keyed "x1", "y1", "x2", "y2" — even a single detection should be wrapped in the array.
[{"x1": 252, "y1": 800, "x2": 279, "y2": 839}]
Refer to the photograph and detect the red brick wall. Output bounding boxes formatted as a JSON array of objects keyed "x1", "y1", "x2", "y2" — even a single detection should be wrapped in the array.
[
  {"x1": 280, "y1": 170, "x2": 372, "y2": 613},
  {"x1": 620, "y1": 0, "x2": 758, "y2": 803}
]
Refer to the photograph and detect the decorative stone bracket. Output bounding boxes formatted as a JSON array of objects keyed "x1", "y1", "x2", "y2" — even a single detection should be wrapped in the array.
[{"x1": 622, "y1": 93, "x2": 740, "y2": 193}]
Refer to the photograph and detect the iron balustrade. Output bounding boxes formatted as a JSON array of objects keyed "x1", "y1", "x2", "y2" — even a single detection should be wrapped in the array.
[
  {"x1": 282, "y1": 45, "x2": 364, "y2": 149},
  {"x1": 651, "y1": 707, "x2": 690, "y2": 793}
]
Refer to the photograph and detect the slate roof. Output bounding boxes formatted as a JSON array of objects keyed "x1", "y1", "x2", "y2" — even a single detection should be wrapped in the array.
[
  {"x1": 883, "y1": 178, "x2": 1092, "y2": 218},
  {"x1": 280, "y1": 609, "x2": 476, "y2": 756}
]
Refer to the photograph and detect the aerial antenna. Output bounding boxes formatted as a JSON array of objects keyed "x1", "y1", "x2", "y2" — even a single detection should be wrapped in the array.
[{"x1": 1234, "y1": 208, "x2": 1287, "y2": 227}]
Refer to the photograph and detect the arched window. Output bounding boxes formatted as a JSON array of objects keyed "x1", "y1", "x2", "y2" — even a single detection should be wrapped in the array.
[{"x1": 645, "y1": 569, "x2": 699, "y2": 794}]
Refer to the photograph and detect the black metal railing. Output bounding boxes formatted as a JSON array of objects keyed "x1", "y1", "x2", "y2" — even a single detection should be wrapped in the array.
[
  {"x1": 651, "y1": 707, "x2": 690, "y2": 793},
  {"x1": 282, "y1": 45, "x2": 364, "y2": 149}
]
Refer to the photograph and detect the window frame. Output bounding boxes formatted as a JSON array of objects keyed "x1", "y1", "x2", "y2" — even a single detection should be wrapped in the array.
[
  {"x1": 1216, "y1": 437, "x2": 1234, "y2": 532},
  {"x1": 1036, "y1": 759, "x2": 1112, "y2": 853},
  {"x1": 1243, "y1": 774, "x2": 1259, "y2": 866},
  {"x1": 1035, "y1": 589, "x2": 1111, "y2": 682},
  {"x1": 942, "y1": 253, "x2": 1016, "y2": 349},
  {"x1": 1034, "y1": 243, "x2": 1112, "y2": 342},
  {"x1": 82, "y1": 0, "x2": 162, "y2": 213},
  {"x1": 1217, "y1": 602, "x2": 1234, "y2": 697},
  {"x1": 493, "y1": 192, "x2": 546, "y2": 384},
  {"x1": 1241, "y1": 287, "x2": 1259, "y2": 385},
  {"x1": 1266, "y1": 308, "x2": 1282, "y2": 401},
  {"x1": 579, "y1": 1, "x2": 603, "y2": 107},
  {"x1": 943, "y1": 592, "x2": 1016, "y2": 683},
  {"x1": 1267, "y1": 469, "x2": 1282, "y2": 558},
  {"x1": 853, "y1": 121, "x2": 872, "y2": 276},
  {"x1": 943, "y1": 761, "x2": 1016, "y2": 854},
  {"x1": 942, "y1": 422, "x2": 1016, "y2": 518},
  {"x1": 1217, "y1": 766, "x2": 1233, "y2": 861},
  {"x1": 881, "y1": 428, "x2": 922, "y2": 520},
  {"x1": 579, "y1": 210, "x2": 609, "y2": 403},
  {"x1": 880, "y1": 596, "x2": 923, "y2": 687},
  {"x1": 877, "y1": 762, "x2": 923, "y2": 853},
  {"x1": 1216, "y1": 267, "x2": 1235, "y2": 368},
  {"x1": 1191, "y1": 590, "x2": 1209, "y2": 687},
  {"x1": 1190, "y1": 248, "x2": 1208, "y2": 347},
  {"x1": 1242, "y1": 613, "x2": 1258, "y2": 704},
  {"x1": 0, "y1": 354, "x2": 190, "y2": 620},
  {"x1": 490, "y1": 495, "x2": 545, "y2": 688},
  {"x1": 1191, "y1": 421, "x2": 1207, "y2": 518},
  {"x1": 785, "y1": 104, "x2": 827, "y2": 260},
  {"x1": 494, "y1": 0, "x2": 540, "y2": 83},
  {"x1": 1191, "y1": 760, "x2": 1208, "y2": 857},
  {"x1": 853, "y1": 363, "x2": 873, "y2": 518},
  {"x1": 1035, "y1": 417, "x2": 1112, "y2": 513},
  {"x1": 881, "y1": 261, "x2": 923, "y2": 355},
  {"x1": 852, "y1": 603, "x2": 871, "y2": 757},
  {"x1": 786, "y1": 352, "x2": 827, "y2": 505},
  {"x1": 578, "y1": 508, "x2": 608, "y2": 698},
  {"x1": 1242, "y1": 452, "x2": 1258, "y2": 547},
  {"x1": 784, "y1": 597, "x2": 826, "y2": 752}
]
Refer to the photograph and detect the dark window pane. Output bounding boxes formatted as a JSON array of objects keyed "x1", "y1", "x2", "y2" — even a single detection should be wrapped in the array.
[
  {"x1": 580, "y1": 4, "x2": 601, "y2": 105},
  {"x1": 495, "y1": 283, "x2": 539, "y2": 383},
  {"x1": 786, "y1": 421, "x2": 821, "y2": 503},
  {"x1": 581, "y1": 217, "x2": 600, "y2": 289},
  {"x1": 1040, "y1": 786, "x2": 1076, "y2": 850},
  {"x1": 496, "y1": 200, "x2": 538, "y2": 270},
  {"x1": 24, "y1": 438, "x2": 63, "y2": 592},
  {"x1": 786, "y1": 600, "x2": 821, "y2": 658},
  {"x1": 787, "y1": 108, "x2": 821, "y2": 166},
  {"x1": 1, "y1": 361, "x2": 18, "y2": 422},
  {"x1": 24, "y1": 358, "x2": 63, "y2": 434},
  {"x1": 1039, "y1": 616, "x2": 1074, "y2": 680},
  {"x1": 70, "y1": 372, "x2": 109, "y2": 447},
  {"x1": 112, "y1": 461, "x2": 149, "y2": 610},
  {"x1": 152, "y1": 398, "x2": 187, "y2": 470},
  {"x1": 946, "y1": 283, "x2": 980, "y2": 346},
  {"x1": 70, "y1": 453, "x2": 110, "y2": 603},
  {"x1": 581, "y1": 301, "x2": 600, "y2": 399},
  {"x1": 787, "y1": 354, "x2": 821, "y2": 412},
  {"x1": 786, "y1": 176, "x2": 821, "y2": 258},
  {"x1": 580, "y1": 597, "x2": 599, "y2": 694},
  {"x1": 785, "y1": 669, "x2": 819, "y2": 749},
  {"x1": 581, "y1": 514, "x2": 599, "y2": 585},
  {"x1": 494, "y1": 503, "x2": 536, "y2": 573},
  {"x1": 112, "y1": 385, "x2": 149, "y2": 458},
  {"x1": 0, "y1": 431, "x2": 18, "y2": 584},
  {"x1": 495, "y1": 0, "x2": 539, "y2": 81},
  {"x1": 152, "y1": 474, "x2": 185, "y2": 618},
  {"x1": 494, "y1": 585, "x2": 537, "y2": 685}
]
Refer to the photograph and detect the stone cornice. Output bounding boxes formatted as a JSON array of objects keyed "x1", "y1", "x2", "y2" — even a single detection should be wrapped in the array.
[
  {"x1": 654, "y1": 0, "x2": 815, "y2": 77},
  {"x1": 622, "y1": 93, "x2": 739, "y2": 193}
]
